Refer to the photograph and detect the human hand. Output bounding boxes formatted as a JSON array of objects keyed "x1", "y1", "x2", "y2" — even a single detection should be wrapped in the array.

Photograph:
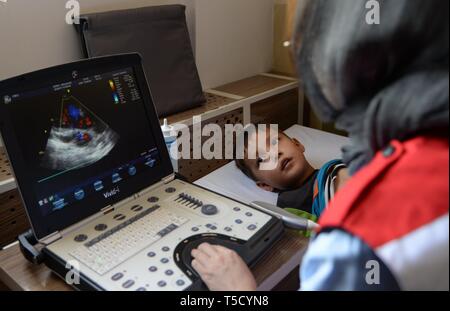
[{"x1": 191, "y1": 243, "x2": 257, "y2": 291}]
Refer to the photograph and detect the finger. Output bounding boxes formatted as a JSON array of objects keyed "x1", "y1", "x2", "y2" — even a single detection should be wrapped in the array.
[
  {"x1": 197, "y1": 243, "x2": 218, "y2": 257},
  {"x1": 213, "y1": 244, "x2": 236, "y2": 255},
  {"x1": 191, "y1": 247, "x2": 209, "y2": 259},
  {"x1": 191, "y1": 248, "x2": 211, "y2": 266},
  {"x1": 191, "y1": 259, "x2": 208, "y2": 275}
]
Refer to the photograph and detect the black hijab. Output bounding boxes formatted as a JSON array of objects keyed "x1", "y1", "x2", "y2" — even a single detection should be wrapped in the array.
[{"x1": 293, "y1": 0, "x2": 449, "y2": 175}]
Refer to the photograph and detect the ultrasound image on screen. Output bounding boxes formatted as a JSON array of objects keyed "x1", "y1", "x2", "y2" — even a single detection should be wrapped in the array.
[
  {"x1": 6, "y1": 67, "x2": 160, "y2": 216},
  {"x1": 41, "y1": 91, "x2": 119, "y2": 171}
]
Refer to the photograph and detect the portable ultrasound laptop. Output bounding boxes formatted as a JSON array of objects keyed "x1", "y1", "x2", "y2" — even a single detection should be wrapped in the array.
[{"x1": 0, "y1": 54, "x2": 284, "y2": 291}]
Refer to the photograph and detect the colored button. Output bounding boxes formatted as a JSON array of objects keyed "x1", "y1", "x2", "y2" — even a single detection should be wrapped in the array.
[
  {"x1": 131, "y1": 205, "x2": 143, "y2": 212},
  {"x1": 114, "y1": 214, "x2": 126, "y2": 221},
  {"x1": 74, "y1": 234, "x2": 88, "y2": 242},
  {"x1": 95, "y1": 224, "x2": 108, "y2": 231},
  {"x1": 122, "y1": 280, "x2": 135, "y2": 289},
  {"x1": 157, "y1": 281, "x2": 167, "y2": 288},
  {"x1": 94, "y1": 181, "x2": 104, "y2": 192},
  {"x1": 235, "y1": 219, "x2": 243, "y2": 224},
  {"x1": 201, "y1": 204, "x2": 218, "y2": 215},
  {"x1": 162, "y1": 246, "x2": 170, "y2": 252},
  {"x1": 176, "y1": 279, "x2": 185, "y2": 286},
  {"x1": 247, "y1": 224, "x2": 257, "y2": 231},
  {"x1": 165, "y1": 270, "x2": 174, "y2": 276},
  {"x1": 128, "y1": 166, "x2": 137, "y2": 176},
  {"x1": 147, "y1": 252, "x2": 156, "y2": 258},
  {"x1": 149, "y1": 266, "x2": 158, "y2": 272},
  {"x1": 148, "y1": 196, "x2": 159, "y2": 203},
  {"x1": 111, "y1": 273, "x2": 124, "y2": 281},
  {"x1": 74, "y1": 189, "x2": 85, "y2": 201},
  {"x1": 112, "y1": 173, "x2": 122, "y2": 184},
  {"x1": 161, "y1": 258, "x2": 169, "y2": 264}
]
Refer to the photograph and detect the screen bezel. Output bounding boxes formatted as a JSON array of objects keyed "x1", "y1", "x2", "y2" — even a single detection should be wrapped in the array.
[{"x1": 0, "y1": 53, "x2": 174, "y2": 241}]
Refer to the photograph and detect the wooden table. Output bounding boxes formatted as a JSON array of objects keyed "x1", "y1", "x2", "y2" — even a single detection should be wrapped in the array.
[{"x1": 0, "y1": 230, "x2": 308, "y2": 291}]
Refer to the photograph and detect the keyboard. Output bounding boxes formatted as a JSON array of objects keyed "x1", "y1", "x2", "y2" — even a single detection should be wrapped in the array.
[{"x1": 70, "y1": 205, "x2": 189, "y2": 275}]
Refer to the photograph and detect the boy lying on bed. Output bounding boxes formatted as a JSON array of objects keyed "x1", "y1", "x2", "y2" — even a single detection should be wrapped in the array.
[{"x1": 235, "y1": 125, "x2": 349, "y2": 218}]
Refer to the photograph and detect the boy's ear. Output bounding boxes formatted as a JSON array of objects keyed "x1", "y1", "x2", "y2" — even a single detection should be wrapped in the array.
[
  {"x1": 256, "y1": 181, "x2": 275, "y2": 192},
  {"x1": 292, "y1": 138, "x2": 305, "y2": 153}
]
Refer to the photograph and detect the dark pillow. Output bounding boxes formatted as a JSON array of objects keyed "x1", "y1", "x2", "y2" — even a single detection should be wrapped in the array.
[{"x1": 76, "y1": 5, "x2": 206, "y2": 117}]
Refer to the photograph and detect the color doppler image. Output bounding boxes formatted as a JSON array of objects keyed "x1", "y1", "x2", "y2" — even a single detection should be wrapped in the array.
[{"x1": 40, "y1": 90, "x2": 119, "y2": 171}]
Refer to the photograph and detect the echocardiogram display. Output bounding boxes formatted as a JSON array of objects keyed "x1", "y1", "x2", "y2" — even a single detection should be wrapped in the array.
[
  {"x1": 41, "y1": 90, "x2": 119, "y2": 171},
  {"x1": 5, "y1": 67, "x2": 160, "y2": 216}
]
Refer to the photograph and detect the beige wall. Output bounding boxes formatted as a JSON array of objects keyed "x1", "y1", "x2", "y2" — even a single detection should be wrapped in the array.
[
  {"x1": 0, "y1": 0, "x2": 195, "y2": 81},
  {"x1": 195, "y1": 0, "x2": 274, "y2": 89},
  {"x1": 0, "y1": 0, "x2": 274, "y2": 89},
  {"x1": 0, "y1": 0, "x2": 277, "y2": 147}
]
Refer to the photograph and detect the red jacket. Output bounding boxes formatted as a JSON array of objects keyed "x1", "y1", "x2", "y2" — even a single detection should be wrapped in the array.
[{"x1": 318, "y1": 135, "x2": 449, "y2": 290}]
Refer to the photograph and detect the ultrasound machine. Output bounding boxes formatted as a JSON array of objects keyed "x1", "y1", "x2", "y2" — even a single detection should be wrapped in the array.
[{"x1": 0, "y1": 54, "x2": 284, "y2": 291}]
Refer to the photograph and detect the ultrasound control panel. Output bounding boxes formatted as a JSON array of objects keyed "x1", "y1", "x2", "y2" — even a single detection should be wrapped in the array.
[{"x1": 45, "y1": 179, "x2": 283, "y2": 291}]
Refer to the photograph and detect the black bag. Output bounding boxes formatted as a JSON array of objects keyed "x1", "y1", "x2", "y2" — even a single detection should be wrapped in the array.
[{"x1": 76, "y1": 5, "x2": 206, "y2": 117}]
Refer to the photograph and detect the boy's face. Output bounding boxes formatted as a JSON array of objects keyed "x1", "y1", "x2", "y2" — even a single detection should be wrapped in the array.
[{"x1": 243, "y1": 129, "x2": 312, "y2": 191}]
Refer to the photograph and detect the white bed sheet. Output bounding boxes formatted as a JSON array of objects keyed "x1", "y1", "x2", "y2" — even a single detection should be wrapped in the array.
[{"x1": 195, "y1": 125, "x2": 350, "y2": 206}]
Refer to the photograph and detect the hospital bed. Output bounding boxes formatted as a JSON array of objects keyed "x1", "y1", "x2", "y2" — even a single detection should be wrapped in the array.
[{"x1": 195, "y1": 125, "x2": 350, "y2": 207}]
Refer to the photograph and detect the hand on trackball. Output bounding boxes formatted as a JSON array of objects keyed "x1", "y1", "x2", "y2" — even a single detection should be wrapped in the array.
[{"x1": 191, "y1": 243, "x2": 257, "y2": 291}]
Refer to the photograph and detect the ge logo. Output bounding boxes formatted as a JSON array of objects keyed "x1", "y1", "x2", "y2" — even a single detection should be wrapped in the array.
[{"x1": 72, "y1": 71, "x2": 78, "y2": 79}]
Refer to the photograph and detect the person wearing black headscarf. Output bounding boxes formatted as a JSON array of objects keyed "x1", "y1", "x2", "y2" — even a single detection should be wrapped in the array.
[
  {"x1": 294, "y1": 0, "x2": 448, "y2": 175},
  {"x1": 190, "y1": 0, "x2": 449, "y2": 290}
]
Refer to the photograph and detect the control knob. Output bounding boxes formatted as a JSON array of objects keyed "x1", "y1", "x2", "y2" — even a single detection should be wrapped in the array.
[{"x1": 201, "y1": 204, "x2": 218, "y2": 216}]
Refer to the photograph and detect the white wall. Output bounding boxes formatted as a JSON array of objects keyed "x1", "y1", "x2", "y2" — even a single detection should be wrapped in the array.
[
  {"x1": 0, "y1": 0, "x2": 195, "y2": 81},
  {"x1": 195, "y1": 0, "x2": 274, "y2": 89},
  {"x1": 0, "y1": 0, "x2": 195, "y2": 148},
  {"x1": 0, "y1": 1, "x2": 276, "y2": 147},
  {"x1": 0, "y1": 0, "x2": 274, "y2": 87}
]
